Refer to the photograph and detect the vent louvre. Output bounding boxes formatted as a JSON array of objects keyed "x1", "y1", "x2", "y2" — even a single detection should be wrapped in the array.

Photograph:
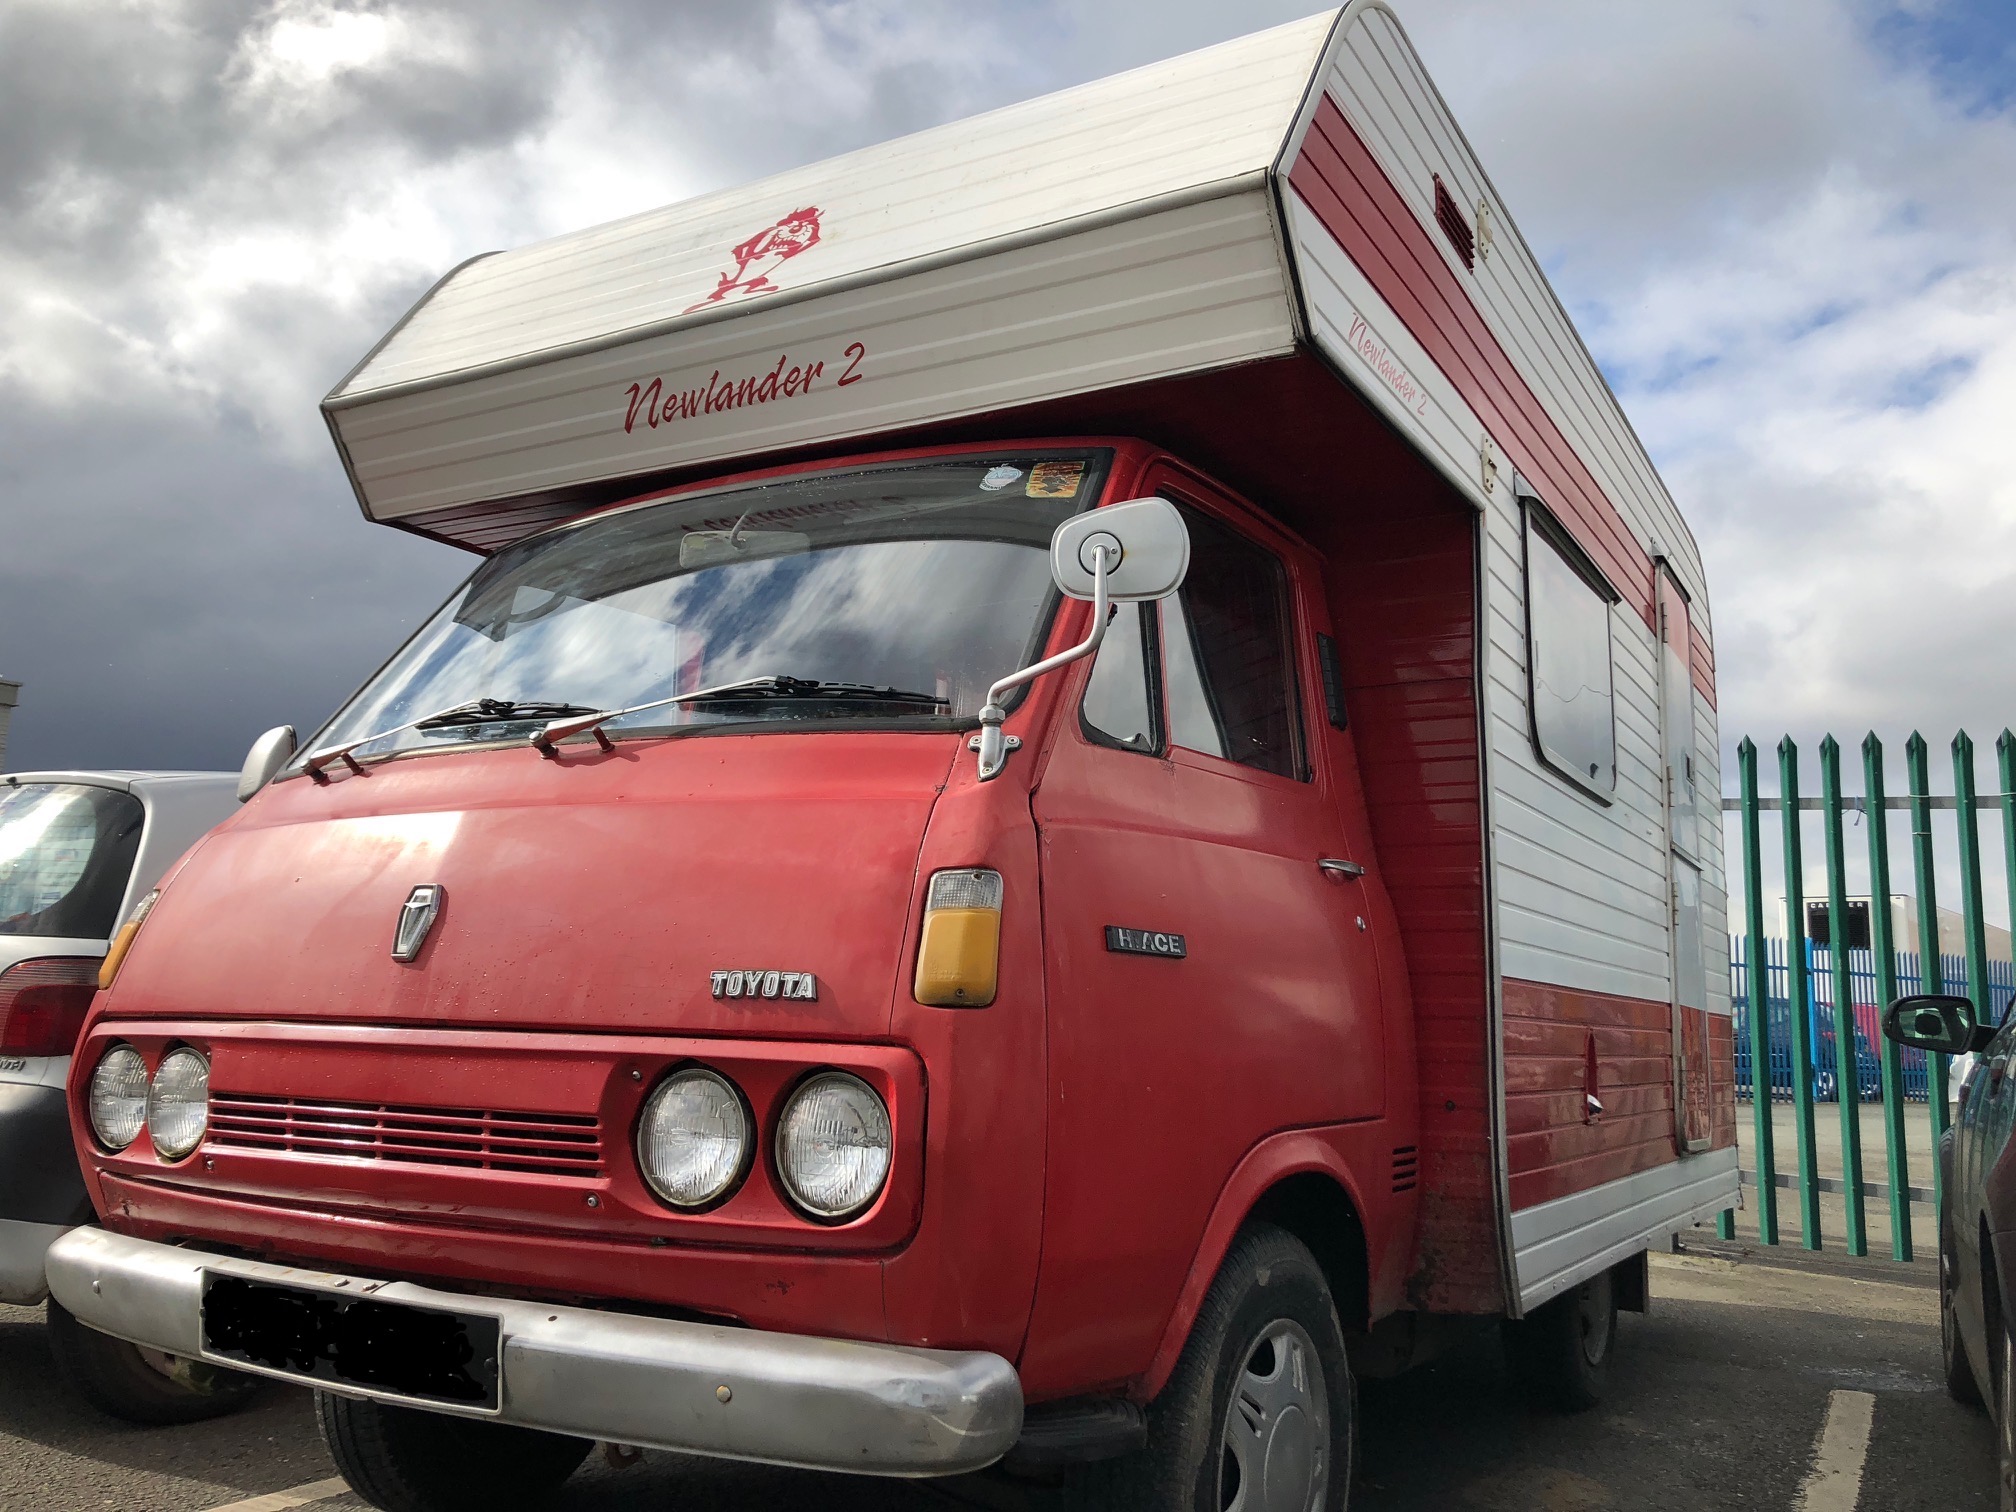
[
  {"x1": 208, "y1": 1093, "x2": 604, "y2": 1178},
  {"x1": 1390, "y1": 1144, "x2": 1420, "y2": 1194},
  {"x1": 1432, "y1": 175, "x2": 1475, "y2": 270}
]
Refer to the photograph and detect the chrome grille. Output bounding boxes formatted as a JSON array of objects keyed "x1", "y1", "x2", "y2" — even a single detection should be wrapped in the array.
[{"x1": 207, "y1": 1093, "x2": 603, "y2": 1177}]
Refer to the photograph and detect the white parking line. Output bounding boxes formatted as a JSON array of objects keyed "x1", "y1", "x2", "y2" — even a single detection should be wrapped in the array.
[
  {"x1": 1793, "y1": 1390, "x2": 1875, "y2": 1512},
  {"x1": 199, "y1": 1476, "x2": 350, "y2": 1512}
]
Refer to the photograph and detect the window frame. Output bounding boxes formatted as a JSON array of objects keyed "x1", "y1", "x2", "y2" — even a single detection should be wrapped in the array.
[
  {"x1": 1149, "y1": 483, "x2": 1312, "y2": 786},
  {"x1": 1077, "y1": 599, "x2": 1166, "y2": 758},
  {"x1": 1520, "y1": 492, "x2": 1620, "y2": 806}
]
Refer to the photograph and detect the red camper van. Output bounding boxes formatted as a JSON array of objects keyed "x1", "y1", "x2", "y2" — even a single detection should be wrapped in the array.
[{"x1": 50, "y1": 7, "x2": 1737, "y2": 1509}]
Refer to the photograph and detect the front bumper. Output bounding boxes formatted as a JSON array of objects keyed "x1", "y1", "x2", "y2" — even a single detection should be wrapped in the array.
[{"x1": 46, "y1": 1227, "x2": 1023, "y2": 1476}]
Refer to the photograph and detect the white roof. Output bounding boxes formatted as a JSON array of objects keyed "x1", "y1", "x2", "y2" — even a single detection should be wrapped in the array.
[
  {"x1": 321, "y1": 1, "x2": 1707, "y2": 620},
  {"x1": 330, "y1": 13, "x2": 1335, "y2": 407}
]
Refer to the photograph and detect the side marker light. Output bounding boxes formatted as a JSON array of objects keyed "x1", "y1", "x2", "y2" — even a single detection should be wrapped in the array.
[
  {"x1": 914, "y1": 868, "x2": 1003, "y2": 1008},
  {"x1": 98, "y1": 890, "x2": 161, "y2": 991}
]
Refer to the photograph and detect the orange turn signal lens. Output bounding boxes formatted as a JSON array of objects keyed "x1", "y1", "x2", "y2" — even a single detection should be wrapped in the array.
[
  {"x1": 914, "y1": 869, "x2": 1003, "y2": 1008},
  {"x1": 98, "y1": 889, "x2": 160, "y2": 991}
]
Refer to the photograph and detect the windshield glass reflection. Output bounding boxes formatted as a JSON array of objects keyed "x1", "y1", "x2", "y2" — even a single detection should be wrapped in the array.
[{"x1": 303, "y1": 452, "x2": 1107, "y2": 766}]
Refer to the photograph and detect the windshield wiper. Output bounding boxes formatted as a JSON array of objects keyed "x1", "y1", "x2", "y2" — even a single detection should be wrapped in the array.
[
  {"x1": 414, "y1": 698, "x2": 604, "y2": 730},
  {"x1": 680, "y1": 677, "x2": 949, "y2": 707},
  {"x1": 303, "y1": 696, "x2": 606, "y2": 779},
  {"x1": 532, "y1": 675, "x2": 948, "y2": 758}
]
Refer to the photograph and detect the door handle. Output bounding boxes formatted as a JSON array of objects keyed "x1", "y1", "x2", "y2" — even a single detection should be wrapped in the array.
[{"x1": 1317, "y1": 858, "x2": 1366, "y2": 878}]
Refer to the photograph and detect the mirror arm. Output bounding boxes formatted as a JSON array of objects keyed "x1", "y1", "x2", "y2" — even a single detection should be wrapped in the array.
[{"x1": 975, "y1": 546, "x2": 1113, "y2": 782}]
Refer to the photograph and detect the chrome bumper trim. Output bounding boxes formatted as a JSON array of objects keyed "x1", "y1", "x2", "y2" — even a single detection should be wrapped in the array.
[{"x1": 45, "y1": 1227, "x2": 1021, "y2": 1476}]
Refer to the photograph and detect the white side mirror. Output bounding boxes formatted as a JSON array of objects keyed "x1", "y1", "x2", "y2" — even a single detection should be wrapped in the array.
[
  {"x1": 238, "y1": 725, "x2": 298, "y2": 801},
  {"x1": 1051, "y1": 497, "x2": 1190, "y2": 602},
  {"x1": 971, "y1": 500, "x2": 1192, "y2": 782}
]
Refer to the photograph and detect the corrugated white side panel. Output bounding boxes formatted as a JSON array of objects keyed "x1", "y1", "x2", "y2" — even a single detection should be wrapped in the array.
[
  {"x1": 1281, "y1": 192, "x2": 1485, "y2": 508},
  {"x1": 1326, "y1": 7, "x2": 1709, "y2": 611},
  {"x1": 1481, "y1": 482, "x2": 1673, "y2": 1003},
  {"x1": 336, "y1": 14, "x2": 1337, "y2": 402},
  {"x1": 338, "y1": 194, "x2": 1296, "y2": 522},
  {"x1": 1511, "y1": 1147, "x2": 1739, "y2": 1309},
  {"x1": 1304, "y1": 3, "x2": 1729, "y2": 1015}
]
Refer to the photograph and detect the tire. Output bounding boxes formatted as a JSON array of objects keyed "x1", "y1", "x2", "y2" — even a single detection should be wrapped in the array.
[
  {"x1": 1504, "y1": 1266, "x2": 1618, "y2": 1413},
  {"x1": 2000, "y1": 1322, "x2": 2016, "y2": 1512},
  {"x1": 317, "y1": 1391, "x2": 592, "y2": 1512},
  {"x1": 1086, "y1": 1223, "x2": 1353, "y2": 1512},
  {"x1": 46, "y1": 1295, "x2": 265, "y2": 1426},
  {"x1": 1942, "y1": 1228, "x2": 1985, "y2": 1408}
]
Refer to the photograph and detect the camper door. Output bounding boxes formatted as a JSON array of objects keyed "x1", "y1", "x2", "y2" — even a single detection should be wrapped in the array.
[{"x1": 1659, "y1": 567, "x2": 1711, "y2": 1153}]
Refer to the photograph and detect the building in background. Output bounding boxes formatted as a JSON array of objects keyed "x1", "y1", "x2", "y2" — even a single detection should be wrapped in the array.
[
  {"x1": 1785, "y1": 894, "x2": 2013, "y2": 962},
  {"x1": 0, "y1": 678, "x2": 17, "y2": 770}
]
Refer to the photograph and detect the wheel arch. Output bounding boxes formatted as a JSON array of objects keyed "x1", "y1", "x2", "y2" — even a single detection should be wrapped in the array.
[{"x1": 1138, "y1": 1130, "x2": 1373, "y2": 1401}]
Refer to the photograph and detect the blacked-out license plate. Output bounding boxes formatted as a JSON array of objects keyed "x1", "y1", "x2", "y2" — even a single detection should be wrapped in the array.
[{"x1": 201, "y1": 1274, "x2": 500, "y2": 1409}]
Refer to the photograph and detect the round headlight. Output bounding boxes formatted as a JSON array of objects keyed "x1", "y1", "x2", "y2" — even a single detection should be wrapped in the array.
[
  {"x1": 637, "y1": 1068, "x2": 750, "y2": 1209},
  {"x1": 148, "y1": 1048, "x2": 210, "y2": 1161},
  {"x1": 88, "y1": 1045, "x2": 149, "y2": 1151},
  {"x1": 775, "y1": 1072, "x2": 891, "y2": 1220}
]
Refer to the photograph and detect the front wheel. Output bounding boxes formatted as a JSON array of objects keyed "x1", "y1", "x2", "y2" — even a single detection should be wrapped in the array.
[
  {"x1": 1943, "y1": 1229, "x2": 1984, "y2": 1407},
  {"x1": 1089, "y1": 1223, "x2": 1353, "y2": 1511},
  {"x1": 317, "y1": 1392, "x2": 592, "y2": 1512},
  {"x1": 1504, "y1": 1267, "x2": 1618, "y2": 1413},
  {"x1": 46, "y1": 1296, "x2": 265, "y2": 1426}
]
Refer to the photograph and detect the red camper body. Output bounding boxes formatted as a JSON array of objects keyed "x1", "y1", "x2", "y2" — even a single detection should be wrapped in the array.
[{"x1": 52, "y1": 7, "x2": 1735, "y2": 1506}]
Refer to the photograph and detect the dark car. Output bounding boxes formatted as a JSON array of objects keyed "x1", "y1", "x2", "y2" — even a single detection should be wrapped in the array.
[{"x1": 1884, "y1": 993, "x2": 2016, "y2": 1508}]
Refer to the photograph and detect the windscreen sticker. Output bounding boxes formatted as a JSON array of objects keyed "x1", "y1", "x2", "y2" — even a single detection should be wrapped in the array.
[
  {"x1": 980, "y1": 465, "x2": 1024, "y2": 492},
  {"x1": 1026, "y1": 461, "x2": 1084, "y2": 499}
]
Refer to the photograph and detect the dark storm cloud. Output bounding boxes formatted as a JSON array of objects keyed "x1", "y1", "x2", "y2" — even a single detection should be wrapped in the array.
[
  {"x1": 5, "y1": 0, "x2": 2015, "y2": 794},
  {"x1": 0, "y1": 0, "x2": 1021, "y2": 775},
  {"x1": 0, "y1": 1, "x2": 542, "y2": 265},
  {"x1": 0, "y1": 386, "x2": 466, "y2": 770}
]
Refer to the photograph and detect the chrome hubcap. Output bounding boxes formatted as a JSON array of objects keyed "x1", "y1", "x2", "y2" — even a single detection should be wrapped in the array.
[{"x1": 1219, "y1": 1319, "x2": 1329, "y2": 1512}]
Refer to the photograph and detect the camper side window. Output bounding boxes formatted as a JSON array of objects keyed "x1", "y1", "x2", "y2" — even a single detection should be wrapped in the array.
[
  {"x1": 1525, "y1": 512, "x2": 1617, "y2": 796},
  {"x1": 1080, "y1": 602, "x2": 1160, "y2": 754}
]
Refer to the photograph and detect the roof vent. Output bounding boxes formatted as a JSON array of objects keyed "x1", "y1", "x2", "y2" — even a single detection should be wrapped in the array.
[{"x1": 1433, "y1": 175, "x2": 1475, "y2": 270}]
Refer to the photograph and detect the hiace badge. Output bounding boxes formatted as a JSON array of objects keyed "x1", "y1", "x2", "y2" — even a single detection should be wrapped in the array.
[{"x1": 711, "y1": 970, "x2": 819, "y2": 1001}]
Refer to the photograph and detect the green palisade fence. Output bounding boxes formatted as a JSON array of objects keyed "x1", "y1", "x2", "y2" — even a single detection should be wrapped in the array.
[{"x1": 1724, "y1": 730, "x2": 2016, "y2": 1261}]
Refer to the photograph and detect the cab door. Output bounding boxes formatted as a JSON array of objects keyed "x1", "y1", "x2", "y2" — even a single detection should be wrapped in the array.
[{"x1": 1019, "y1": 468, "x2": 1385, "y2": 1393}]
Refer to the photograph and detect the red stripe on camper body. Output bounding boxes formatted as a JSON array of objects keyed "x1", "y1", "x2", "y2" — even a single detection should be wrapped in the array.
[
  {"x1": 1288, "y1": 97, "x2": 1656, "y2": 630},
  {"x1": 1501, "y1": 978, "x2": 1680, "y2": 1211},
  {"x1": 1690, "y1": 625, "x2": 1717, "y2": 709},
  {"x1": 1709, "y1": 1012, "x2": 1737, "y2": 1151}
]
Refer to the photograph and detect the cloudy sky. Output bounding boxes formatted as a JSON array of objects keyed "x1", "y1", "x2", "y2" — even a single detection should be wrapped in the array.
[{"x1": 3, "y1": 1, "x2": 2013, "y2": 864}]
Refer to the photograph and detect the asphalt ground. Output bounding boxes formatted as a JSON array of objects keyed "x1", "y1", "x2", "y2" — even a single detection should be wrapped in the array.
[
  {"x1": 1732, "y1": 1098, "x2": 1948, "y2": 1260},
  {"x1": 0, "y1": 1244, "x2": 1994, "y2": 1512}
]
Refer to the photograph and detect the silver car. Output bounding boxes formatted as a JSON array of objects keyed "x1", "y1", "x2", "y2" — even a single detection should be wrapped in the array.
[{"x1": 0, "y1": 769, "x2": 249, "y2": 1422}]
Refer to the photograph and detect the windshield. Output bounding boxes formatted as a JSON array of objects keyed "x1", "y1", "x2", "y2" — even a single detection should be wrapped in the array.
[
  {"x1": 302, "y1": 451, "x2": 1109, "y2": 766},
  {"x1": 0, "y1": 782, "x2": 145, "y2": 940}
]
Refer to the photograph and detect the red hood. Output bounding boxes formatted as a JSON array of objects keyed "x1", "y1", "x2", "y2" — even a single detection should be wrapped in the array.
[{"x1": 101, "y1": 733, "x2": 956, "y2": 1040}]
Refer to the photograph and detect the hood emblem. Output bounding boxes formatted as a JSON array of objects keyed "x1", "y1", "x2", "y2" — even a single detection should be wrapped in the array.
[{"x1": 392, "y1": 885, "x2": 444, "y2": 962}]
